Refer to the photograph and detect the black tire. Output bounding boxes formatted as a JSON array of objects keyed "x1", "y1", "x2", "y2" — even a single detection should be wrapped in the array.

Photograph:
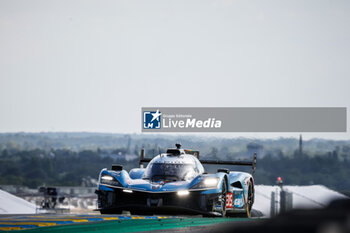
[
  {"x1": 240, "y1": 181, "x2": 254, "y2": 218},
  {"x1": 204, "y1": 179, "x2": 227, "y2": 217},
  {"x1": 100, "y1": 210, "x2": 109, "y2": 214},
  {"x1": 219, "y1": 179, "x2": 227, "y2": 217},
  {"x1": 247, "y1": 181, "x2": 254, "y2": 213},
  {"x1": 100, "y1": 209, "x2": 122, "y2": 214}
]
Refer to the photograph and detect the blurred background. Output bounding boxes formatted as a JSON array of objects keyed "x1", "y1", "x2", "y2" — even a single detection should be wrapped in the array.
[
  {"x1": 0, "y1": 0, "x2": 349, "y2": 218},
  {"x1": 0, "y1": 133, "x2": 348, "y2": 215}
]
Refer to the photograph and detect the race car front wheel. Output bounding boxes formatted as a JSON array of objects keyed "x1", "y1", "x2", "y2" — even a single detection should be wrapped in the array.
[
  {"x1": 220, "y1": 179, "x2": 227, "y2": 217},
  {"x1": 205, "y1": 179, "x2": 227, "y2": 217},
  {"x1": 214, "y1": 179, "x2": 227, "y2": 217}
]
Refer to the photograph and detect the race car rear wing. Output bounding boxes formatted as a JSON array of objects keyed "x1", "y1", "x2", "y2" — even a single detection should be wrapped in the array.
[
  {"x1": 139, "y1": 148, "x2": 257, "y2": 175},
  {"x1": 139, "y1": 148, "x2": 150, "y2": 168},
  {"x1": 200, "y1": 153, "x2": 257, "y2": 176}
]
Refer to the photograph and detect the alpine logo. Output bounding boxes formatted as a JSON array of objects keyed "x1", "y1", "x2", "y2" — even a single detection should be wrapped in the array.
[{"x1": 143, "y1": 110, "x2": 162, "y2": 129}]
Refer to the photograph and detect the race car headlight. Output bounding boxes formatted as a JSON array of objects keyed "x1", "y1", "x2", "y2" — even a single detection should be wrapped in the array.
[
  {"x1": 204, "y1": 178, "x2": 219, "y2": 186},
  {"x1": 101, "y1": 175, "x2": 113, "y2": 181},
  {"x1": 177, "y1": 190, "x2": 190, "y2": 196},
  {"x1": 191, "y1": 177, "x2": 220, "y2": 189},
  {"x1": 100, "y1": 175, "x2": 121, "y2": 186}
]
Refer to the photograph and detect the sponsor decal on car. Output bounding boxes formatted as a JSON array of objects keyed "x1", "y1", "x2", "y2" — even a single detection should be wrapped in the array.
[{"x1": 226, "y1": 192, "x2": 233, "y2": 209}]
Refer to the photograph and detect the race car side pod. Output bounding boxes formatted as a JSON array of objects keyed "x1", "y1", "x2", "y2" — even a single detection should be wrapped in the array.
[{"x1": 199, "y1": 152, "x2": 257, "y2": 176}]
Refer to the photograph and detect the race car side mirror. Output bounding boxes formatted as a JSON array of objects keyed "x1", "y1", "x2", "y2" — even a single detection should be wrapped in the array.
[
  {"x1": 112, "y1": 164, "x2": 123, "y2": 171},
  {"x1": 217, "y1": 168, "x2": 230, "y2": 174}
]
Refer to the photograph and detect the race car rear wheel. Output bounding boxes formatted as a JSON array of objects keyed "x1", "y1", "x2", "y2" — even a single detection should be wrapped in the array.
[
  {"x1": 247, "y1": 181, "x2": 254, "y2": 213},
  {"x1": 243, "y1": 181, "x2": 253, "y2": 218}
]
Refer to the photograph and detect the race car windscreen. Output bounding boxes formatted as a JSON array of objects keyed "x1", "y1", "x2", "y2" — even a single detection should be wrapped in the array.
[{"x1": 143, "y1": 163, "x2": 197, "y2": 182}]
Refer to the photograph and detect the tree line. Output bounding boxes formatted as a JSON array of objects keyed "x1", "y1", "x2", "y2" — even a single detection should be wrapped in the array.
[{"x1": 0, "y1": 147, "x2": 349, "y2": 191}]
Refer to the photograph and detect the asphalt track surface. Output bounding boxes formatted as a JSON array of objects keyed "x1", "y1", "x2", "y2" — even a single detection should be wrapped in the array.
[
  {"x1": 2, "y1": 200, "x2": 348, "y2": 233},
  {"x1": 0, "y1": 214, "x2": 256, "y2": 232}
]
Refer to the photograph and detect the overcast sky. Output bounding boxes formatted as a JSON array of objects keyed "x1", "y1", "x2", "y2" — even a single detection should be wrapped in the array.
[{"x1": 0, "y1": 0, "x2": 349, "y2": 139}]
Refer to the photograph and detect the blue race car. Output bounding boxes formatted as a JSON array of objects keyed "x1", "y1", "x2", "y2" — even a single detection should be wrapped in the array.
[{"x1": 95, "y1": 144, "x2": 256, "y2": 217}]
